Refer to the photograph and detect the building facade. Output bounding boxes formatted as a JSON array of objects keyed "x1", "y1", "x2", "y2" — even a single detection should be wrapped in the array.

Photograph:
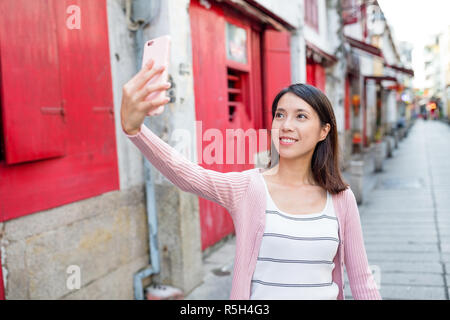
[{"x1": 0, "y1": 0, "x2": 413, "y2": 299}]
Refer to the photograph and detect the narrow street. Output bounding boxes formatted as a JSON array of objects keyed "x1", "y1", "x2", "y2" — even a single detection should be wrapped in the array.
[
  {"x1": 187, "y1": 119, "x2": 450, "y2": 300},
  {"x1": 344, "y1": 119, "x2": 450, "y2": 299}
]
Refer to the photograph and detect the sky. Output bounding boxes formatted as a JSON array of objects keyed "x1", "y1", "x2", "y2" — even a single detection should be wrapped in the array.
[{"x1": 377, "y1": 0, "x2": 450, "y2": 89}]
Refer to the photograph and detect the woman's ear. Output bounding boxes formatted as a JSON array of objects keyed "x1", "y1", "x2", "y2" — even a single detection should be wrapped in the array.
[{"x1": 320, "y1": 123, "x2": 331, "y2": 141}]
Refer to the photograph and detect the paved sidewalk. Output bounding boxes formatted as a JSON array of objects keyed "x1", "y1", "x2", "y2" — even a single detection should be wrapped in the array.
[
  {"x1": 185, "y1": 119, "x2": 450, "y2": 300},
  {"x1": 347, "y1": 119, "x2": 450, "y2": 299},
  {"x1": 185, "y1": 236, "x2": 235, "y2": 300}
]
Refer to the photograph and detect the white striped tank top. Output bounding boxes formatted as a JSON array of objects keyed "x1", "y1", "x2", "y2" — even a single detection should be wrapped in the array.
[{"x1": 250, "y1": 177, "x2": 339, "y2": 300}]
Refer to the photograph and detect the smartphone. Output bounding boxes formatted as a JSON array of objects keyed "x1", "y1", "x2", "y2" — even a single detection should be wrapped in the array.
[{"x1": 142, "y1": 35, "x2": 171, "y2": 116}]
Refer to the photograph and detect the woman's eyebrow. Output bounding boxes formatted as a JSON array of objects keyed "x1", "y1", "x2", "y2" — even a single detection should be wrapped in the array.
[{"x1": 277, "y1": 107, "x2": 310, "y2": 114}]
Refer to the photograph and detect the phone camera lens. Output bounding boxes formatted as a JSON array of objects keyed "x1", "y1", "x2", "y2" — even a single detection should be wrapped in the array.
[{"x1": 148, "y1": 41, "x2": 154, "y2": 46}]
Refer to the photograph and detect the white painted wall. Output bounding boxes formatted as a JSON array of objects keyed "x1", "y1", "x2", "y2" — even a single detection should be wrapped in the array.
[
  {"x1": 325, "y1": 0, "x2": 346, "y2": 134},
  {"x1": 107, "y1": 0, "x2": 145, "y2": 190},
  {"x1": 386, "y1": 90, "x2": 397, "y2": 126},
  {"x1": 343, "y1": 16, "x2": 363, "y2": 40},
  {"x1": 365, "y1": 80, "x2": 376, "y2": 142},
  {"x1": 358, "y1": 48, "x2": 375, "y2": 77},
  {"x1": 381, "y1": 32, "x2": 397, "y2": 65},
  {"x1": 108, "y1": 0, "x2": 199, "y2": 190},
  {"x1": 304, "y1": 0, "x2": 332, "y2": 53},
  {"x1": 255, "y1": 0, "x2": 301, "y2": 28},
  {"x1": 291, "y1": 29, "x2": 307, "y2": 84}
]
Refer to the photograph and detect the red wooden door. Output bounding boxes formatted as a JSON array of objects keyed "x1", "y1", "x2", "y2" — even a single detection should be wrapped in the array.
[
  {"x1": 315, "y1": 64, "x2": 326, "y2": 91},
  {"x1": 306, "y1": 62, "x2": 326, "y2": 93},
  {"x1": 263, "y1": 29, "x2": 292, "y2": 130},
  {"x1": 0, "y1": 0, "x2": 118, "y2": 221},
  {"x1": 190, "y1": 0, "x2": 266, "y2": 250},
  {"x1": 0, "y1": 0, "x2": 66, "y2": 164}
]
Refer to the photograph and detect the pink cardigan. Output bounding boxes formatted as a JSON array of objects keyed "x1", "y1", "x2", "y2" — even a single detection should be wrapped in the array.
[{"x1": 125, "y1": 123, "x2": 382, "y2": 300}]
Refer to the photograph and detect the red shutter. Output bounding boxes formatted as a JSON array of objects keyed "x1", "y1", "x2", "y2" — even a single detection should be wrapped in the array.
[
  {"x1": 0, "y1": 0, "x2": 118, "y2": 222},
  {"x1": 315, "y1": 64, "x2": 326, "y2": 92},
  {"x1": 307, "y1": 63, "x2": 315, "y2": 85},
  {"x1": 0, "y1": 0, "x2": 66, "y2": 165},
  {"x1": 263, "y1": 29, "x2": 291, "y2": 130},
  {"x1": 306, "y1": 62, "x2": 325, "y2": 92}
]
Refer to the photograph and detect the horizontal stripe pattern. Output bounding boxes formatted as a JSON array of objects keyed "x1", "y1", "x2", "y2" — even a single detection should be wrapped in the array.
[
  {"x1": 257, "y1": 257, "x2": 334, "y2": 264},
  {"x1": 251, "y1": 280, "x2": 334, "y2": 288},
  {"x1": 250, "y1": 177, "x2": 339, "y2": 299},
  {"x1": 262, "y1": 233, "x2": 340, "y2": 243},
  {"x1": 266, "y1": 209, "x2": 338, "y2": 221}
]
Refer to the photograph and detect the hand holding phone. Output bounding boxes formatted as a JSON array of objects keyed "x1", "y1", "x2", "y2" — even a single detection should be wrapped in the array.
[
  {"x1": 141, "y1": 35, "x2": 171, "y2": 116},
  {"x1": 120, "y1": 59, "x2": 171, "y2": 136}
]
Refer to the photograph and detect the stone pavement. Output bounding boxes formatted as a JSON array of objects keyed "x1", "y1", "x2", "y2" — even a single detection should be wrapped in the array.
[
  {"x1": 185, "y1": 118, "x2": 450, "y2": 300},
  {"x1": 345, "y1": 119, "x2": 450, "y2": 300}
]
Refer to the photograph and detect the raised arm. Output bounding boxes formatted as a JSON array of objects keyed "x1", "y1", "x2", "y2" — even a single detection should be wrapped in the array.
[
  {"x1": 344, "y1": 188, "x2": 382, "y2": 300},
  {"x1": 120, "y1": 59, "x2": 252, "y2": 216},
  {"x1": 124, "y1": 123, "x2": 252, "y2": 214}
]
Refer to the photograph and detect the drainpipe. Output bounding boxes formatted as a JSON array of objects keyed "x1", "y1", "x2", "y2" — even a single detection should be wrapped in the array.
[{"x1": 125, "y1": 0, "x2": 162, "y2": 300}]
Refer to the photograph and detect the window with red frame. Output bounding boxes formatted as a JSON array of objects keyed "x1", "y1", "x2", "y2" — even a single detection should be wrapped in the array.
[
  {"x1": 342, "y1": 0, "x2": 359, "y2": 25},
  {"x1": 304, "y1": 0, "x2": 319, "y2": 32}
]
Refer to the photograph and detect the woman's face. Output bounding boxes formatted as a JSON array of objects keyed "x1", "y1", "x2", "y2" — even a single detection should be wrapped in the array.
[{"x1": 271, "y1": 92, "x2": 330, "y2": 160}]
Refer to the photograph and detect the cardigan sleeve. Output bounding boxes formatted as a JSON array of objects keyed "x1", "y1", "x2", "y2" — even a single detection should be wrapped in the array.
[
  {"x1": 344, "y1": 188, "x2": 382, "y2": 300},
  {"x1": 124, "y1": 123, "x2": 252, "y2": 215}
]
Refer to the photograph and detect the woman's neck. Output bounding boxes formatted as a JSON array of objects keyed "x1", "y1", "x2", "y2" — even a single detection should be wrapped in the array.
[{"x1": 271, "y1": 156, "x2": 316, "y2": 187}]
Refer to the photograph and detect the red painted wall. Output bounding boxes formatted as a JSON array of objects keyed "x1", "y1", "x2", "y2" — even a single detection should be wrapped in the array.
[
  {"x1": 0, "y1": 0, "x2": 119, "y2": 221},
  {"x1": 263, "y1": 29, "x2": 292, "y2": 130}
]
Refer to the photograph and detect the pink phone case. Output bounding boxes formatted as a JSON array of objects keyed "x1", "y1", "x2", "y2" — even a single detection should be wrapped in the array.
[{"x1": 142, "y1": 35, "x2": 171, "y2": 116}]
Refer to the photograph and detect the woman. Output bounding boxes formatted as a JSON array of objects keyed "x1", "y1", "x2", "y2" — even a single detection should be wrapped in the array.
[{"x1": 121, "y1": 59, "x2": 381, "y2": 300}]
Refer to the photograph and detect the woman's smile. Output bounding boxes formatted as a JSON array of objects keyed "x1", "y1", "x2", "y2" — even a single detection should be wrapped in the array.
[{"x1": 279, "y1": 137, "x2": 298, "y2": 146}]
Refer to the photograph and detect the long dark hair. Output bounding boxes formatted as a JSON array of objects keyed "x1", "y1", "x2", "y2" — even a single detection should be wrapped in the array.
[{"x1": 266, "y1": 83, "x2": 349, "y2": 195}]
